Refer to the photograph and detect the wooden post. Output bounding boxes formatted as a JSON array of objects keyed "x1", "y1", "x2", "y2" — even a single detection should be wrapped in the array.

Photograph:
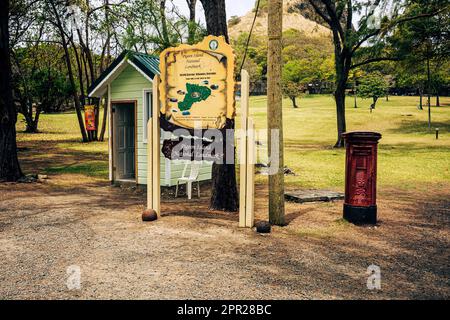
[
  {"x1": 147, "y1": 75, "x2": 161, "y2": 216},
  {"x1": 152, "y1": 76, "x2": 161, "y2": 216},
  {"x1": 267, "y1": 0, "x2": 285, "y2": 225},
  {"x1": 245, "y1": 117, "x2": 255, "y2": 227},
  {"x1": 147, "y1": 111, "x2": 153, "y2": 210},
  {"x1": 239, "y1": 70, "x2": 255, "y2": 228},
  {"x1": 108, "y1": 83, "x2": 113, "y2": 182},
  {"x1": 239, "y1": 70, "x2": 249, "y2": 227}
]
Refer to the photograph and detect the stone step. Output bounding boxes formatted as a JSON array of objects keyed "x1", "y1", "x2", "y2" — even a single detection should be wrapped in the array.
[{"x1": 285, "y1": 190, "x2": 344, "y2": 203}]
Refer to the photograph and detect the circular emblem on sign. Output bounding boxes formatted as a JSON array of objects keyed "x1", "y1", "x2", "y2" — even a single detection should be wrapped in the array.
[{"x1": 209, "y1": 40, "x2": 219, "y2": 50}]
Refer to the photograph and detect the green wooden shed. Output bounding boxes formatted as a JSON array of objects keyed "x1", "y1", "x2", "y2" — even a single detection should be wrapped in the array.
[{"x1": 88, "y1": 50, "x2": 212, "y2": 186}]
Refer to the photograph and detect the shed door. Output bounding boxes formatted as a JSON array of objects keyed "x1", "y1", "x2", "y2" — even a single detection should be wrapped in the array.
[{"x1": 113, "y1": 103, "x2": 135, "y2": 180}]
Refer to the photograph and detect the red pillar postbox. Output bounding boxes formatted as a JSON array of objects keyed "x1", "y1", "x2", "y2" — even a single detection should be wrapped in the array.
[{"x1": 342, "y1": 131, "x2": 382, "y2": 224}]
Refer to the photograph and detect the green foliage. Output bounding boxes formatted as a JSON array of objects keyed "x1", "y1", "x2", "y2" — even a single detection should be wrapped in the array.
[
  {"x1": 12, "y1": 44, "x2": 72, "y2": 125},
  {"x1": 232, "y1": 32, "x2": 267, "y2": 82},
  {"x1": 280, "y1": 29, "x2": 335, "y2": 105},
  {"x1": 233, "y1": 28, "x2": 334, "y2": 96},
  {"x1": 283, "y1": 59, "x2": 315, "y2": 85},
  {"x1": 358, "y1": 72, "x2": 389, "y2": 107},
  {"x1": 30, "y1": 68, "x2": 72, "y2": 113},
  {"x1": 282, "y1": 59, "x2": 312, "y2": 105},
  {"x1": 389, "y1": 0, "x2": 449, "y2": 95},
  {"x1": 112, "y1": 0, "x2": 206, "y2": 53}
]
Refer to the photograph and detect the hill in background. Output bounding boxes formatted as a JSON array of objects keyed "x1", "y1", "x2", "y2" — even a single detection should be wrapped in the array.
[{"x1": 228, "y1": 0, "x2": 330, "y2": 39}]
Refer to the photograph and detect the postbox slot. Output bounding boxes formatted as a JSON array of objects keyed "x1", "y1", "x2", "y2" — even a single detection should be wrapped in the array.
[{"x1": 355, "y1": 156, "x2": 367, "y2": 170}]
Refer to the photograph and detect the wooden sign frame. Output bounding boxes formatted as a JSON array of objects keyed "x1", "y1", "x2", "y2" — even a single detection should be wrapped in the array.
[
  {"x1": 158, "y1": 35, "x2": 235, "y2": 129},
  {"x1": 147, "y1": 71, "x2": 254, "y2": 228}
]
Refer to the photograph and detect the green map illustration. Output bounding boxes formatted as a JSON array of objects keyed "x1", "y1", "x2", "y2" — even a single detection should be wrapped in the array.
[{"x1": 178, "y1": 83, "x2": 211, "y2": 112}]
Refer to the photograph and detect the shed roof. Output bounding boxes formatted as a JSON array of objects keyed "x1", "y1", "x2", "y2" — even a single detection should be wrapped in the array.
[{"x1": 88, "y1": 50, "x2": 160, "y2": 98}]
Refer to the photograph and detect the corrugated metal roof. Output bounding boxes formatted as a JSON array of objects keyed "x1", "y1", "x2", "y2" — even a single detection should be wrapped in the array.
[
  {"x1": 88, "y1": 50, "x2": 160, "y2": 96},
  {"x1": 130, "y1": 51, "x2": 160, "y2": 78}
]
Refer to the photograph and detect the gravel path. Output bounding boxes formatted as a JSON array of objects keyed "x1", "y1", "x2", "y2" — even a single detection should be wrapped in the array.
[{"x1": 0, "y1": 179, "x2": 449, "y2": 299}]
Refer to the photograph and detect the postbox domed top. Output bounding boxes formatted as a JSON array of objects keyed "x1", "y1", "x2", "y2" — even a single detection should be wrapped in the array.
[{"x1": 342, "y1": 131, "x2": 382, "y2": 142}]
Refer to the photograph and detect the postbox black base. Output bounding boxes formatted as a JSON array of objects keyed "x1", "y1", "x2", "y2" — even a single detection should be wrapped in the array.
[{"x1": 343, "y1": 204, "x2": 377, "y2": 225}]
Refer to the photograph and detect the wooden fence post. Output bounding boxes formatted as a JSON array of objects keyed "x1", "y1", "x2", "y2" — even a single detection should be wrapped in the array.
[
  {"x1": 239, "y1": 70, "x2": 255, "y2": 228},
  {"x1": 108, "y1": 84, "x2": 113, "y2": 182},
  {"x1": 245, "y1": 117, "x2": 255, "y2": 227},
  {"x1": 147, "y1": 75, "x2": 161, "y2": 216},
  {"x1": 147, "y1": 113, "x2": 153, "y2": 210},
  {"x1": 239, "y1": 70, "x2": 249, "y2": 227}
]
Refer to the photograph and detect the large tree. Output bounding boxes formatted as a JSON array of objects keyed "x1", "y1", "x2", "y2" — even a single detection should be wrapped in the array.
[
  {"x1": 186, "y1": 0, "x2": 197, "y2": 44},
  {"x1": 282, "y1": 59, "x2": 312, "y2": 108},
  {"x1": 0, "y1": 0, "x2": 23, "y2": 181},
  {"x1": 200, "y1": 0, "x2": 239, "y2": 212},
  {"x1": 389, "y1": 0, "x2": 450, "y2": 129},
  {"x1": 307, "y1": 0, "x2": 445, "y2": 147},
  {"x1": 46, "y1": 0, "x2": 89, "y2": 142},
  {"x1": 199, "y1": 0, "x2": 229, "y2": 43},
  {"x1": 358, "y1": 71, "x2": 389, "y2": 109}
]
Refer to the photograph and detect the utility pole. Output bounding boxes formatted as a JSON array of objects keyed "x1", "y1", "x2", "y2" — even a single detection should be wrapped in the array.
[{"x1": 267, "y1": 0, "x2": 285, "y2": 225}]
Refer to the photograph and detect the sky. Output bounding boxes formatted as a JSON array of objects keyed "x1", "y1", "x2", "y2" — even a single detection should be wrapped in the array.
[{"x1": 170, "y1": 0, "x2": 256, "y2": 23}]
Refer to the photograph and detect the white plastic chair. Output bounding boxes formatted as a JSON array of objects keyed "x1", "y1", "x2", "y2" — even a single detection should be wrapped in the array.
[{"x1": 175, "y1": 161, "x2": 201, "y2": 199}]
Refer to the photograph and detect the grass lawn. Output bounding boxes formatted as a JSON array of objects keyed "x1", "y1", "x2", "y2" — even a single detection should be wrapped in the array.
[
  {"x1": 16, "y1": 95, "x2": 450, "y2": 192},
  {"x1": 246, "y1": 94, "x2": 450, "y2": 191}
]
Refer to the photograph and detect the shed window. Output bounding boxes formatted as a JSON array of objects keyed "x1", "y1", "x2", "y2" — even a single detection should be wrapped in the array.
[{"x1": 143, "y1": 90, "x2": 152, "y2": 143}]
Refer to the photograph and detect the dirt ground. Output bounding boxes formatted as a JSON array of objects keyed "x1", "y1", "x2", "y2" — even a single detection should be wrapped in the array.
[
  {"x1": 0, "y1": 141, "x2": 449, "y2": 299},
  {"x1": 0, "y1": 177, "x2": 448, "y2": 300}
]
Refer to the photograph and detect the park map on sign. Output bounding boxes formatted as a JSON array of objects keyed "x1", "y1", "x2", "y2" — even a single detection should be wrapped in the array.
[
  {"x1": 177, "y1": 83, "x2": 212, "y2": 113},
  {"x1": 159, "y1": 36, "x2": 235, "y2": 129}
]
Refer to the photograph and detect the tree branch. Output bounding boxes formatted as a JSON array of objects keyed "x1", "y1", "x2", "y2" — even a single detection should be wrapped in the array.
[
  {"x1": 321, "y1": 0, "x2": 345, "y2": 42},
  {"x1": 307, "y1": 0, "x2": 332, "y2": 26},
  {"x1": 352, "y1": 6, "x2": 448, "y2": 54},
  {"x1": 350, "y1": 57, "x2": 400, "y2": 69}
]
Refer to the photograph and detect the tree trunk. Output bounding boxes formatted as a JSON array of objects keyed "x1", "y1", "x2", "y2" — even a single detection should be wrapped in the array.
[
  {"x1": 209, "y1": 124, "x2": 239, "y2": 211},
  {"x1": 159, "y1": 0, "x2": 170, "y2": 47},
  {"x1": 0, "y1": 0, "x2": 23, "y2": 181},
  {"x1": 24, "y1": 107, "x2": 41, "y2": 133},
  {"x1": 436, "y1": 93, "x2": 440, "y2": 107},
  {"x1": 267, "y1": 0, "x2": 285, "y2": 225},
  {"x1": 186, "y1": 0, "x2": 197, "y2": 44},
  {"x1": 200, "y1": 0, "x2": 238, "y2": 212},
  {"x1": 290, "y1": 96, "x2": 298, "y2": 108},
  {"x1": 73, "y1": 46, "x2": 86, "y2": 106},
  {"x1": 353, "y1": 80, "x2": 357, "y2": 108},
  {"x1": 99, "y1": 0, "x2": 110, "y2": 141},
  {"x1": 51, "y1": 2, "x2": 88, "y2": 142},
  {"x1": 419, "y1": 88, "x2": 423, "y2": 110},
  {"x1": 334, "y1": 78, "x2": 347, "y2": 148},
  {"x1": 199, "y1": 0, "x2": 229, "y2": 43},
  {"x1": 12, "y1": 52, "x2": 40, "y2": 133},
  {"x1": 332, "y1": 33, "x2": 348, "y2": 148},
  {"x1": 372, "y1": 97, "x2": 378, "y2": 109}
]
